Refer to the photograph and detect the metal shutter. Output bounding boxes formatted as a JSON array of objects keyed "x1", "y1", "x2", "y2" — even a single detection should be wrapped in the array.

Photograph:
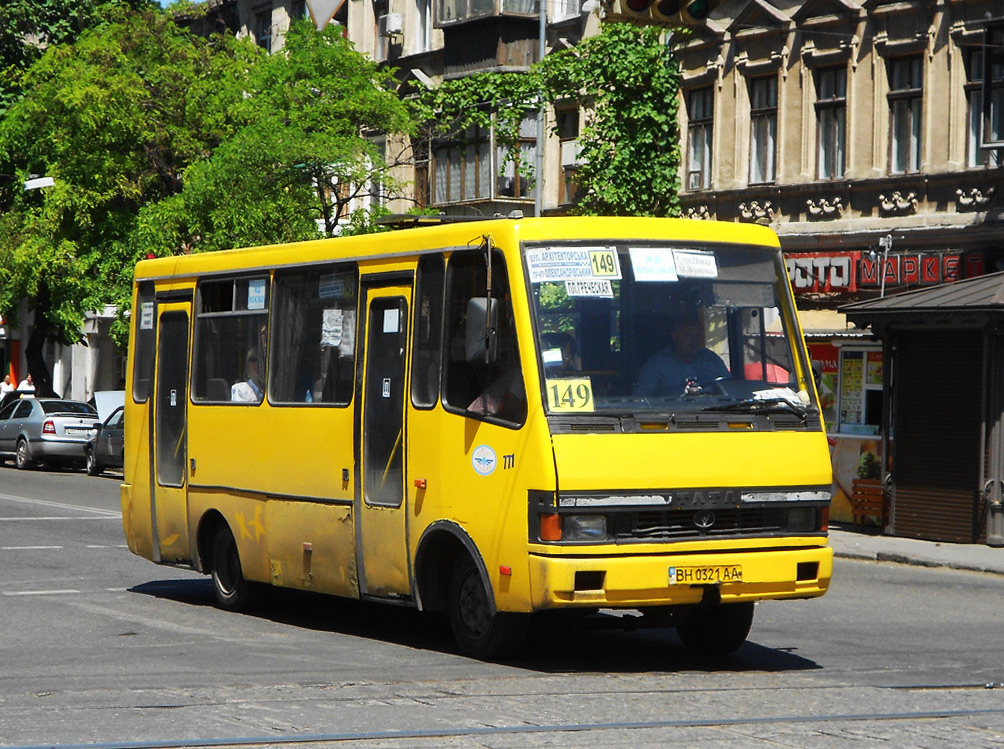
[{"x1": 892, "y1": 330, "x2": 983, "y2": 543}]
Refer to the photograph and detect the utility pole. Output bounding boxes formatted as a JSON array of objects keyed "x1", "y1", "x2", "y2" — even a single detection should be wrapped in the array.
[{"x1": 535, "y1": 0, "x2": 546, "y2": 217}]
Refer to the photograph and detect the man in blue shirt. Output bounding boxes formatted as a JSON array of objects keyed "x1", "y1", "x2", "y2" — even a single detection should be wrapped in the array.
[{"x1": 634, "y1": 311, "x2": 730, "y2": 397}]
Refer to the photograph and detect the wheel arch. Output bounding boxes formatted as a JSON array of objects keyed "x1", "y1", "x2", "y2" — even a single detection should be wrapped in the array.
[
  {"x1": 414, "y1": 520, "x2": 494, "y2": 616},
  {"x1": 195, "y1": 509, "x2": 228, "y2": 575}
]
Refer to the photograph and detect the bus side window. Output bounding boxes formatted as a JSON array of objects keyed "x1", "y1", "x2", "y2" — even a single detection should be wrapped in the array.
[
  {"x1": 443, "y1": 251, "x2": 526, "y2": 426},
  {"x1": 132, "y1": 281, "x2": 155, "y2": 403},
  {"x1": 411, "y1": 254, "x2": 445, "y2": 408},
  {"x1": 192, "y1": 277, "x2": 269, "y2": 404},
  {"x1": 270, "y1": 265, "x2": 358, "y2": 406}
]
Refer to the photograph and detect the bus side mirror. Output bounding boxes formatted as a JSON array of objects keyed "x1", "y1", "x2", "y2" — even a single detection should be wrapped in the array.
[{"x1": 465, "y1": 297, "x2": 498, "y2": 365}]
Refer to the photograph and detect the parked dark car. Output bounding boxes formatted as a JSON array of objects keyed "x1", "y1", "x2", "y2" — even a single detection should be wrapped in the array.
[
  {"x1": 0, "y1": 397, "x2": 99, "y2": 470},
  {"x1": 85, "y1": 405, "x2": 124, "y2": 476}
]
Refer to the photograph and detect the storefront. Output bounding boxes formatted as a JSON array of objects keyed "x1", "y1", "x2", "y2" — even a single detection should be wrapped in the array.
[
  {"x1": 787, "y1": 247, "x2": 993, "y2": 530},
  {"x1": 798, "y1": 312, "x2": 885, "y2": 526},
  {"x1": 842, "y1": 273, "x2": 1004, "y2": 547}
]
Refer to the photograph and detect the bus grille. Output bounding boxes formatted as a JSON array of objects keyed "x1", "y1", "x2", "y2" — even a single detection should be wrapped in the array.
[{"x1": 611, "y1": 506, "x2": 789, "y2": 541}]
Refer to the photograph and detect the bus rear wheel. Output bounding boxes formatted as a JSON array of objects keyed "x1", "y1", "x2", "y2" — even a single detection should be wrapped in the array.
[
  {"x1": 210, "y1": 525, "x2": 262, "y2": 612},
  {"x1": 676, "y1": 601, "x2": 754, "y2": 656},
  {"x1": 447, "y1": 556, "x2": 528, "y2": 660}
]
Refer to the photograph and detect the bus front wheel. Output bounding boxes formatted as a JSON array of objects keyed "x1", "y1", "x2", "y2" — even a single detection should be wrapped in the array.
[
  {"x1": 447, "y1": 556, "x2": 528, "y2": 660},
  {"x1": 676, "y1": 601, "x2": 754, "y2": 656},
  {"x1": 210, "y1": 525, "x2": 262, "y2": 612}
]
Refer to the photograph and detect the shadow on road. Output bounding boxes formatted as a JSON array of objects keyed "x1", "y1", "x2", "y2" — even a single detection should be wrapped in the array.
[{"x1": 129, "y1": 578, "x2": 820, "y2": 675}]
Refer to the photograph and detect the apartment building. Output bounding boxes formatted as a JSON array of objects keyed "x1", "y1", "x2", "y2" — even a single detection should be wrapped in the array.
[{"x1": 227, "y1": 0, "x2": 1004, "y2": 532}]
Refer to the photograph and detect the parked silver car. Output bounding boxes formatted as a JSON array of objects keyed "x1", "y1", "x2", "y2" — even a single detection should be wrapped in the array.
[{"x1": 0, "y1": 397, "x2": 99, "y2": 470}]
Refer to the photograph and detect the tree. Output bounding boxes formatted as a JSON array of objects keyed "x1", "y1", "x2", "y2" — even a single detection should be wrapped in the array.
[
  {"x1": 415, "y1": 22, "x2": 682, "y2": 217},
  {"x1": 0, "y1": 9, "x2": 415, "y2": 393},
  {"x1": 538, "y1": 23, "x2": 682, "y2": 217},
  {"x1": 0, "y1": 3, "x2": 250, "y2": 393},
  {"x1": 177, "y1": 20, "x2": 414, "y2": 250},
  {"x1": 0, "y1": 0, "x2": 151, "y2": 115}
]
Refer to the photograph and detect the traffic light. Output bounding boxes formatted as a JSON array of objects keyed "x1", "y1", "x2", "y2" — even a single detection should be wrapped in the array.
[{"x1": 605, "y1": 0, "x2": 719, "y2": 27}]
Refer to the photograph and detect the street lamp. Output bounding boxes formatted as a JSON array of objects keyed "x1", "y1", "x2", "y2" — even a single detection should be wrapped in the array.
[
  {"x1": 878, "y1": 233, "x2": 892, "y2": 298},
  {"x1": 24, "y1": 175, "x2": 54, "y2": 191}
]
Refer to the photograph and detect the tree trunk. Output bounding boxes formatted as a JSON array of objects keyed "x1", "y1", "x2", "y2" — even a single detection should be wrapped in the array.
[
  {"x1": 24, "y1": 322, "x2": 58, "y2": 398},
  {"x1": 24, "y1": 283, "x2": 59, "y2": 398}
]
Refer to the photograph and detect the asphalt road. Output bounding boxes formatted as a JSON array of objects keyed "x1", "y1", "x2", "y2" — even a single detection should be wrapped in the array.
[{"x1": 1, "y1": 465, "x2": 1002, "y2": 748}]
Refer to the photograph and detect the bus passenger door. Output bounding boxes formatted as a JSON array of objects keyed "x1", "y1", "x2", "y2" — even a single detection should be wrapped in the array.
[
  {"x1": 356, "y1": 283, "x2": 412, "y2": 599},
  {"x1": 152, "y1": 304, "x2": 191, "y2": 563}
]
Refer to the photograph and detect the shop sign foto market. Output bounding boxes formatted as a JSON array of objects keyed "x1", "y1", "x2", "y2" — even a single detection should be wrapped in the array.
[{"x1": 785, "y1": 251, "x2": 987, "y2": 294}]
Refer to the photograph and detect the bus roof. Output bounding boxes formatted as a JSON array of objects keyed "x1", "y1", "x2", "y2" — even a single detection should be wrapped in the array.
[{"x1": 133, "y1": 216, "x2": 781, "y2": 281}]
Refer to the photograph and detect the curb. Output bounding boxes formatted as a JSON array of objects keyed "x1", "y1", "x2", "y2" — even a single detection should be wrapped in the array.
[{"x1": 834, "y1": 549, "x2": 1004, "y2": 576}]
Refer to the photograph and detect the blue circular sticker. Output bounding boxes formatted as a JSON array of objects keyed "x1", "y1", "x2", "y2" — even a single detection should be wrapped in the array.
[{"x1": 471, "y1": 445, "x2": 498, "y2": 476}]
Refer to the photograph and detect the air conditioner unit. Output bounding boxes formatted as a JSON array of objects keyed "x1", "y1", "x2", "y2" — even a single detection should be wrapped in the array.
[{"x1": 378, "y1": 13, "x2": 403, "y2": 36}]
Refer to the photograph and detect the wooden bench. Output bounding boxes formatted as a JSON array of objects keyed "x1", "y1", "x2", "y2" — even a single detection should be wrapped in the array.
[{"x1": 850, "y1": 478, "x2": 887, "y2": 531}]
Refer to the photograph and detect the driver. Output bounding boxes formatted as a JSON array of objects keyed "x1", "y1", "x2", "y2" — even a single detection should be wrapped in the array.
[{"x1": 634, "y1": 308, "x2": 729, "y2": 396}]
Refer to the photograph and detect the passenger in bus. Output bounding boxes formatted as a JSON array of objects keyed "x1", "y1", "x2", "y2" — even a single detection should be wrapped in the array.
[
  {"x1": 468, "y1": 308, "x2": 526, "y2": 422},
  {"x1": 634, "y1": 308, "x2": 729, "y2": 396},
  {"x1": 542, "y1": 332, "x2": 578, "y2": 374},
  {"x1": 231, "y1": 350, "x2": 264, "y2": 402}
]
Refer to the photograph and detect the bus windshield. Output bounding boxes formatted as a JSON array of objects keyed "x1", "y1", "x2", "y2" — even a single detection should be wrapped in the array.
[{"x1": 528, "y1": 242, "x2": 815, "y2": 419}]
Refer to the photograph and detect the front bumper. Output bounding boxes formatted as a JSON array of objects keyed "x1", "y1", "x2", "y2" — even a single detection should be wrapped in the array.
[{"x1": 528, "y1": 543, "x2": 833, "y2": 610}]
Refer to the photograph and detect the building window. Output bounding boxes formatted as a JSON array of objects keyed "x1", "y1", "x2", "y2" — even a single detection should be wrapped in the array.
[
  {"x1": 254, "y1": 7, "x2": 272, "y2": 52},
  {"x1": 966, "y1": 49, "x2": 1002, "y2": 168},
  {"x1": 497, "y1": 115, "x2": 536, "y2": 199},
  {"x1": 413, "y1": 0, "x2": 433, "y2": 55},
  {"x1": 437, "y1": 0, "x2": 535, "y2": 25},
  {"x1": 748, "y1": 76, "x2": 777, "y2": 185},
  {"x1": 557, "y1": 109, "x2": 580, "y2": 205},
  {"x1": 686, "y1": 87, "x2": 713, "y2": 191},
  {"x1": 836, "y1": 348, "x2": 883, "y2": 436},
  {"x1": 414, "y1": 138, "x2": 430, "y2": 209},
  {"x1": 433, "y1": 126, "x2": 492, "y2": 204},
  {"x1": 552, "y1": 0, "x2": 579, "y2": 21},
  {"x1": 816, "y1": 67, "x2": 846, "y2": 179},
  {"x1": 291, "y1": 1, "x2": 307, "y2": 20},
  {"x1": 888, "y1": 57, "x2": 922, "y2": 173}
]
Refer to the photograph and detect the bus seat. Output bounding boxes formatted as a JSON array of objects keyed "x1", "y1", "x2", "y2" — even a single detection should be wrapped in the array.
[{"x1": 207, "y1": 377, "x2": 230, "y2": 402}]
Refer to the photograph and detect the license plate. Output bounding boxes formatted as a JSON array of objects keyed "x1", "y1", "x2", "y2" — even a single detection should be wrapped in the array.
[
  {"x1": 668, "y1": 565, "x2": 742, "y2": 585},
  {"x1": 66, "y1": 427, "x2": 88, "y2": 435}
]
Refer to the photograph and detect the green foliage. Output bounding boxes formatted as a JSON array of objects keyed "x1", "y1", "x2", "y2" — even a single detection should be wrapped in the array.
[
  {"x1": 0, "y1": 4, "x2": 247, "y2": 349},
  {"x1": 416, "y1": 22, "x2": 682, "y2": 217},
  {"x1": 181, "y1": 21, "x2": 413, "y2": 246},
  {"x1": 0, "y1": 0, "x2": 150, "y2": 114},
  {"x1": 539, "y1": 23, "x2": 682, "y2": 216},
  {"x1": 0, "y1": 9, "x2": 414, "y2": 356}
]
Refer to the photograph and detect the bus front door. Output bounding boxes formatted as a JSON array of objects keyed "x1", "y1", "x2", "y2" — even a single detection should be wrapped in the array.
[
  {"x1": 152, "y1": 304, "x2": 191, "y2": 563},
  {"x1": 356, "y1": 283, "x2": 412, "y2": 599}
]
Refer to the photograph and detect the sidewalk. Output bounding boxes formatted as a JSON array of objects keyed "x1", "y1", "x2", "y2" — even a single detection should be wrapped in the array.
[{"x1": 829, "y1": 524, "x2": 1004, "y2": 576}]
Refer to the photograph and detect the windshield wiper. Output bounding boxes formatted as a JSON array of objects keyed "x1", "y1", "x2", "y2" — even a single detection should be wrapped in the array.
[{"x1": 702, "y1": 397, "x2": 816, "y2": 419}]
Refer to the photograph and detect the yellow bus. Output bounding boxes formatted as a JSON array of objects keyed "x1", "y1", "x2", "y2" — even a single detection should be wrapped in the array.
[{"x1": 121, "y1": 216, "x2": 833, "y2": 659}]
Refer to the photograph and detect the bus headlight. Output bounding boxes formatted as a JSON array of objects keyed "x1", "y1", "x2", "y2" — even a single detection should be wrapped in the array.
[
  {"x1": 786, "y1": 507, "x2": 817, "y2": 533},
  {"x1": 563, "y1": 514, "x2": 607, "y2": 542}
]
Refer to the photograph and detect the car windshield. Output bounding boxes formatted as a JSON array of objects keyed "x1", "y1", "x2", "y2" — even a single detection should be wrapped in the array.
[
  {"x1": 41, "y1": 400, "x2": 97, "y2": 416},
  {"x1": 527, "y1": 241, "x2": 815, "y2": 419}
]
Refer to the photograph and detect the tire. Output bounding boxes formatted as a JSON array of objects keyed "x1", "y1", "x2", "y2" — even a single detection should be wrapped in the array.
[
  {"x1": 15, "y1": 438, "x2": 34, "y2": 470},
  {"x1": 210, "y1": 524, "x2": 263, "y2": 612},
  {"x1": 676, "y1": 601, "x2": 755, "y2": 656},
  {"x1": 85, "y1": 447, "x2": 101, "y2": 476},
  {"x1": 447, "y1": 555, "x2": 528, "y2": 660}
]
